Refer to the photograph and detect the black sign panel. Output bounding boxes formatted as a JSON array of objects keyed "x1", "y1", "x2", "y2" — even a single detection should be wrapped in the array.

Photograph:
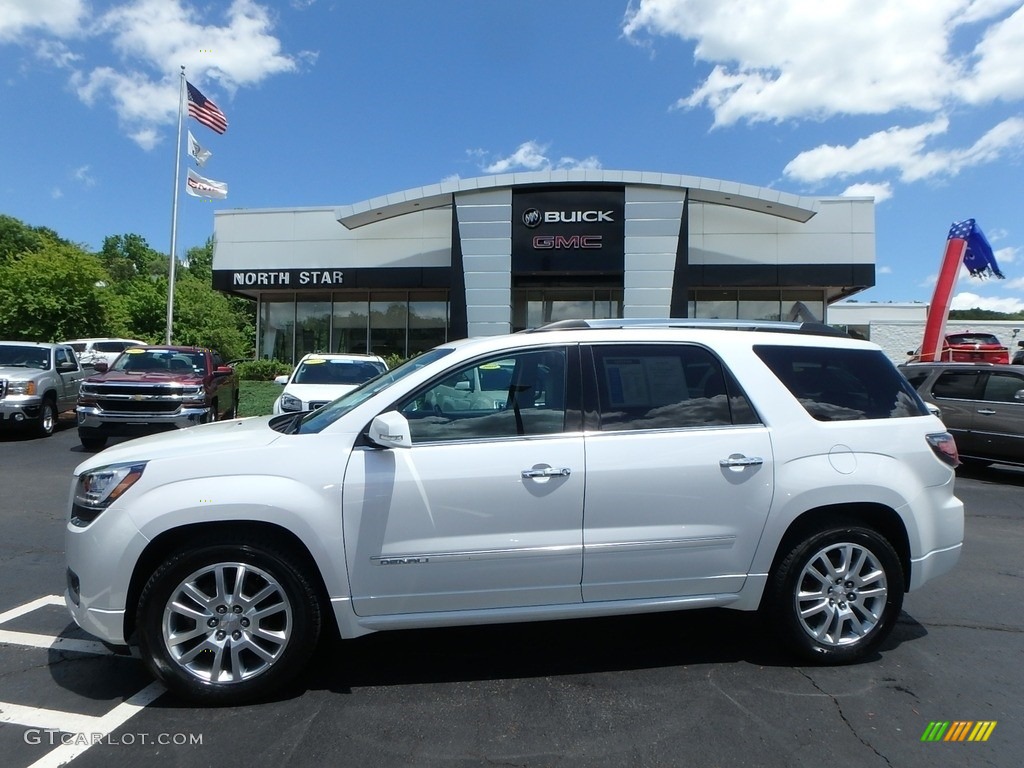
[
  {"x1": 512, "y1": 187, "x2": 625, "y2": 274},
  {"x1": 213, "y1": 268, "x2": 346, "y2": 291}
]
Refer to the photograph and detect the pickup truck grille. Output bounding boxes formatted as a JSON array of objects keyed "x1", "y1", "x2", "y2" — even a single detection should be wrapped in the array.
[
  {"x1": 0, "y1": 379, "x2": 7, "y2": 399},
  {"x1": 96, "y1": 399, "x2": 181, "y2": 414},
  {"x1": 85, "y1": 383, "x2": 199, "y2": 415}
]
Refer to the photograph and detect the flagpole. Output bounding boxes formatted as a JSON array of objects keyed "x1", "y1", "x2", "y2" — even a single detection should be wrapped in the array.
[{"x1": 165, "y1": 65, "x2": 186, "y2": 345}]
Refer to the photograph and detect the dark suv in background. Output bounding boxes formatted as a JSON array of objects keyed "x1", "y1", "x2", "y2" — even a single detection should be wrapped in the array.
[{"x1": 900, "y1": 361, "x2": 1024, "y2": 466}]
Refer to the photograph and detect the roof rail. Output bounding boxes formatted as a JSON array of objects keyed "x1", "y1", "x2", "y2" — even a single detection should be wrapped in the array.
[{"x1": 527, "y1": 318, "x2": 849, "y2": 338}]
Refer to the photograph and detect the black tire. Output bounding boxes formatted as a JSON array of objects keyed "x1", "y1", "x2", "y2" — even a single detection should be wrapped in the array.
[
  {"x1": 764, "y1": 525, "x2": 903, "y2": 665},
  {"x1": 78, "y1": 431, "x2": 108, "y2": 451},
  {"x1": 204, "y1": 400, "x2": 218, "y2": 424},
  {"x1": 136, "y1": 537, "x2": 322, "y2": 704},
  {"x1": 35, "y1": 398, "x2": 57, "y2": 438}
]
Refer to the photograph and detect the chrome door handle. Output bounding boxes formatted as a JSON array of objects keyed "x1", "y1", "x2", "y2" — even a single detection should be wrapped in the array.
[
  {"x1": 976, "y1": 409, "x2": 997, "y2": 415},
  {"x1": 719, "y1": 455, "x2": 764, "y2": 468},
  {"x1": 521, "y1": 467, "x2": 571, "y2": 478}
]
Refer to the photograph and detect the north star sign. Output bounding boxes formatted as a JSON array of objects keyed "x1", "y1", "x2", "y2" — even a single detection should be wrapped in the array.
[{"x1": 212, "y1": 269, "x2": 345, "y2": 290}]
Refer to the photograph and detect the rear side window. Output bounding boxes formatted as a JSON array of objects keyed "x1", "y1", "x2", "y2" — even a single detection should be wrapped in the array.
[
  {"x1": 755, "y1": 346, "x2": 928, "y2": 421},
  {"x1": 589, "y1": 344, "x2": 760, "y2": 431},
  {"x1": 931, "y1": 371, "x2": 982, "y2": 399}
]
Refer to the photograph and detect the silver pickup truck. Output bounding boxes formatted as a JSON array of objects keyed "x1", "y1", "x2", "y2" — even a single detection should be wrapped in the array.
[{"x1": 0, "y1": 341, "x2": 88, "y2": 437}]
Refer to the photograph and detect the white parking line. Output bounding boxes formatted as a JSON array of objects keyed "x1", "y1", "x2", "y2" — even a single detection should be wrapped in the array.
[
  {"x1": 0, "y1": 629, "x2": 126, "y2": 657},
  {"x1": 0, "y1": 595, "x2": 64, "y2": 624},
  {"x1": 0, "y1": 596, "x2": 166, "y2": 768}
]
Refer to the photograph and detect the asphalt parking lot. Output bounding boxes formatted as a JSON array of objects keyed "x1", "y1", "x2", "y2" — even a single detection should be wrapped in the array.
[{"x1": 0, "y1": 418, "x2": 1020, "y2": 768}]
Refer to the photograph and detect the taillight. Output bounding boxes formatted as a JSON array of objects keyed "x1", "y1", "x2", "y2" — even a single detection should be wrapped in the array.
[{"x1": 926, "y1": 432, "x2": 960, "y2": 467}]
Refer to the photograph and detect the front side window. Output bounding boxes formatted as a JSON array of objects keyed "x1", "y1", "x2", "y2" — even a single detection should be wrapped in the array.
[
  {"x1": 755, "y1": 345, "x2": 929, "y2": 421},
  {"x1": 400, "y1": 348, "x2": 568, "y2": 443},
  {"x1": 981, "y1": 371, "x2": 1024, "y2": 402},
  {"x1": 589, "y1": 344, "x2": 759, "y2": 431}
]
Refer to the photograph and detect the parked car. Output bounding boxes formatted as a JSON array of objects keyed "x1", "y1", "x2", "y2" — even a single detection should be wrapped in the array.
[
  {"x1": 272, "y1": 353, "x2": 387, "y2": 415},
  {"x1": 76, "y1": 345, "x2": 239, "y2": 451},
  {"x1": 65, "y1": 319, "x2": 964, "y2": 704},
  {"x1": 910, "y1": 332, "x2": 1009, "y2": 364},
  {"x1": 901, "y1": 360, "x2": 1024, "y2": 466},
  {"x1": 64, "y1": 338, "x2": 147, "y2": 368},
  {"x1": 0, "y1": 341, "x2": 87, "y2": 437},
  {"x1": 1012, "y1": 340, "x2": 1024, "y2": 366}
]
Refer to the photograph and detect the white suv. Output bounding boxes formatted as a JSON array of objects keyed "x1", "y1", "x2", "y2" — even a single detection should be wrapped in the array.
[
  {"x1": 64, "y1": 338, "x2": 146, "y2": 368},
  {"x1": 64, "y1": 320, "x2": 964, "y2": 704}
]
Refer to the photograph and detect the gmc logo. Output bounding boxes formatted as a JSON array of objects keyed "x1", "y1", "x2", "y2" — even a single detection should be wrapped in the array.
[{"x1": 533, "y1": 235, "x2": 603, "y2": 249}]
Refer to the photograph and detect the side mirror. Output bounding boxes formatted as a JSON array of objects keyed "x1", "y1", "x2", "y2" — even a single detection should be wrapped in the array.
[
  {"x1": 274, "y1": 375, "x2": 288, "y2": 385},
  {"x1": 93, "y1": 362, "x2": 109, "y2": 373},
  {"x1": 367, "y1": 411, "x2": 411, "y2": 449},
  {"x1": 213, "y1": 366, "x2": 233, "y2": 376},
  {"x1": 58, "y1": 361, "x2": 77, "y2": 372}
]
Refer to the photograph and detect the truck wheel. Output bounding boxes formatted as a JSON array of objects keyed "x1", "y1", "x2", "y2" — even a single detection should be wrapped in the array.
[
  {"x1": 79, "y1": 431, "x2": 108, "y2": 451},
  {"x1": 35, "y1": 398, "x2": 57, "y2": 437},
  {"x1": 136, "y1": 537, "x2": 322, "y2": 704},
  {"x1": 764, "y1": 524, "x2": 903, "y2": 664},
  {"x1": 204, "y1": 400, "x2": 218, "y2": 424}
]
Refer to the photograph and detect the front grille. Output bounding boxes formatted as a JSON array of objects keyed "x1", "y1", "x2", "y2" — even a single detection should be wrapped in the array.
[
  {"x1": 89, "y1": 384, "x2": 184, "y2": 396},
  {"x1": 0, "y1": 379, "x2": 7, "y2": 399},
  {"x1": 96, "y1": 400, "x2": 181, "y2": 414}
]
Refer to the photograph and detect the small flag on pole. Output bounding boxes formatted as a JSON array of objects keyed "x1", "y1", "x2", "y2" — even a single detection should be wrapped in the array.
[
  {"x1": 187, "y1": 131, "x2": 212, "y2": 167},
  {"x1": 186, "y1": 168, "x2": 228, "y2": 199},
  {"x1": 186, "y1": 81, "x2": 228, "y2": 134}
]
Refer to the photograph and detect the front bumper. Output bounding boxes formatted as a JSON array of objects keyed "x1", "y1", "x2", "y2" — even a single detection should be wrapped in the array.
[
  {"x1": 77, "y1": 404, "x2": 209, "y2": 436},
  {"x1": 0, "y1": 396, "x2": 43, "y2": 426}
]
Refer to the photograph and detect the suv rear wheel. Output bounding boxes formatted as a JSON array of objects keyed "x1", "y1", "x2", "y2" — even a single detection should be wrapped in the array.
[
  {"x1": 765, "y1": 525, "x2": 903, "y2": 664},
  {"x1": 136, "y1": 537, "x2": 322, "y2": 704}
]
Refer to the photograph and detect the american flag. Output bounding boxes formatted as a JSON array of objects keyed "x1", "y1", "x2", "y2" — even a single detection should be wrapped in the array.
[
  {"x1": 948, "y1": 219, "x2": 1004, "y2": 279},
  {"x1": 186, "y1": 81, "x2": 228, "y2": 134}
]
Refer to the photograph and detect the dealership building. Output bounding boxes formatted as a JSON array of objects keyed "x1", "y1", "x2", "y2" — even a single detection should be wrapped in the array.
[{"x1": 212, "y1": 170, "x2": 875, "y2": 363}]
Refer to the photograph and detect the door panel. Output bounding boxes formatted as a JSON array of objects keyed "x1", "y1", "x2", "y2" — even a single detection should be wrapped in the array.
[
  {"x1": 582, "y1": 427, "x2": 774, "y2": 601},
  {"x1": 343, "y1": 438, "x2": 584, "y2": 616}
]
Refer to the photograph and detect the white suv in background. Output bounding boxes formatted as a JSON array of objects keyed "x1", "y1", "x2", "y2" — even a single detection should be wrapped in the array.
[
  {"x1": 272, "y1": 353, "x2": 388, "y2": 415},
  {"x1": 64, "y1": 319, "x2": 964, "y2": 704},
  {"x1": 65, "y1": 338, "x2": 146, "y2": 368}
]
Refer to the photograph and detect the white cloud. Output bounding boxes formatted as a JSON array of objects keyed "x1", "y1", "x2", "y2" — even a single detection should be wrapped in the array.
[
  {"x1": 74, "y1": 165, "x2": 96, "y2": 187},
  {"x1": 877, "y1": 265, "x2": 893, "y2": 274},
  {"x1": 840, "y1": 182, "x2": 893, "y2": 203},
  {"x1": 951, "y1": 290, "x2": 1024, "y2": 312},
  {"x1": 51, "y1": 187, "x2": 63, "y2": 200},
  {"x1": 995, "y1": 245, "x2": 1018, "y2": 263},
  {"x1": 784, "y1": 116, "x2": 1024, "y2": 184},
  {"x1": 1, "y1": 0, "x2": 308, "y2": 149},
  {"x1": 482, "y1": 141, "x2": 602, "y2": 174},
  {"x1": 97, "y1": 0, "x2": 299, "y2": 92},
  {"x1": 0, "y1": 0, "x2": 87, "y2": 42}
]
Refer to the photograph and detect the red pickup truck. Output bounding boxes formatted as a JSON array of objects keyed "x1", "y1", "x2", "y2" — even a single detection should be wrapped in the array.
[{"x1": 76, "y1": 345, "x2": 238, "y2": 450}]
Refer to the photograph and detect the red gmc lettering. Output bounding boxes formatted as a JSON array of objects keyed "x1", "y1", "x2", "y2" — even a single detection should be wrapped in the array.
[{"x1": 533, "y1": 235, "x2": 603, "y2": 249}]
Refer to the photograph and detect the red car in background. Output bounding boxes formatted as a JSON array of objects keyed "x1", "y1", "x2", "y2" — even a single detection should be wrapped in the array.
[
  {"x1": 910, "y1": 332, "x2": 1009, "y2": 364},
  {"x1": 940, "y1": 332, "x2": 1009, "y2": 363}
]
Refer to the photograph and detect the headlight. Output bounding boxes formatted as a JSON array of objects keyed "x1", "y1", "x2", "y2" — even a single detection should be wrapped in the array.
[
  {"x1": 180, "y1": 385, "x2": 206, "y2": 404},
  {"x1": 280, "y1": 393, "x2": 302, "y2": 412},
  {"x1": 7, "y1": 380, "x2": 37, "y2": 395},
  {"x1": 71, "y1": 462, "x2": 147, "y2": 527}
]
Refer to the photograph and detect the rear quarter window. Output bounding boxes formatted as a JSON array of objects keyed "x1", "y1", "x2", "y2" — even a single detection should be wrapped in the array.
[{"x1": 755, "y1": 346, "x2": 929, "y2": 421}]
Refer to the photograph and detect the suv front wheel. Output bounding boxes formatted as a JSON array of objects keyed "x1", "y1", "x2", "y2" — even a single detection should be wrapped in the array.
[
  {"x1": 765, "y1": 525, "x2": 903, "y2": 664},
  {"x1": 136, "y1": 537, "x2": 322, "y2": 703}
]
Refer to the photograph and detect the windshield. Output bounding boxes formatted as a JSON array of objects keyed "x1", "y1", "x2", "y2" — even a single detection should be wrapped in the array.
[
  {"x1": 0, "y1": 345, "x2": 49, "y2": 369},
  {"x1": 113, "y1": 349, "x2": 207, "y2": 374},
  {"x1": 281, "y1": 348, "x2": 454, "y2": 434},
  {"x1": 292, "y1": 358, "x2": 386, "y2": 385}
]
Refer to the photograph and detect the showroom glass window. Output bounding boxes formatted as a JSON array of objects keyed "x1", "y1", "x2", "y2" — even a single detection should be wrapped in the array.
[
  {"x1": 400, "y1": 348, "x2": 568, "y2": 443},
  {"x1": 295, "y1": 293, "x2": 331, "y2": 359},
  {"x1": 588, "y1": 344, "x2": 759, "y2": 431}
]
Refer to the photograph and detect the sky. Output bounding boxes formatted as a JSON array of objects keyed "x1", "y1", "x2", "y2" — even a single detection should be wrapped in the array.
[{"x1": 2, "y1": 0, "x2": 1024, "y2": 311}]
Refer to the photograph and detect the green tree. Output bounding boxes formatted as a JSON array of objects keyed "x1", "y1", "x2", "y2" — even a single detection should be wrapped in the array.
[
  {"x1": 171, "y1": 273, "x2": 250, "y2": 359},
  {"x1": 0, "y1": 243, "x2": 110, "y2": 340}
]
